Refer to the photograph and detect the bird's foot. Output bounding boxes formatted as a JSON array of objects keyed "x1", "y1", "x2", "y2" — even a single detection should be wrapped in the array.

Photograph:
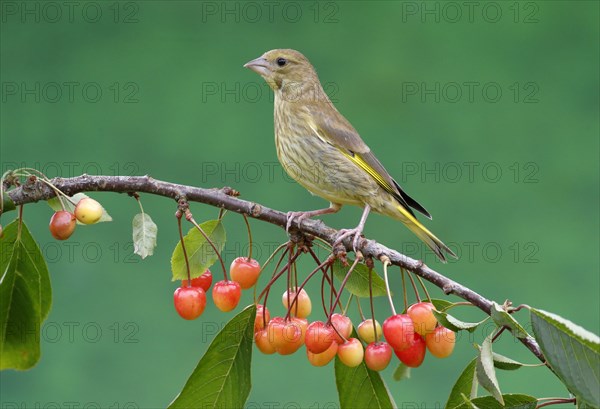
[
  {"x1": 333, "y1": 227, "x2": 364, "y2": 254},
  {"x1": 286, "y1": 211, "x2": 312, "y2": 233}
]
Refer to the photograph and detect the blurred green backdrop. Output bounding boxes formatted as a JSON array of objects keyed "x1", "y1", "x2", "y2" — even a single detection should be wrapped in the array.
[{"x1": 1, "y1": 1, "x2": 598, "y2": 408}]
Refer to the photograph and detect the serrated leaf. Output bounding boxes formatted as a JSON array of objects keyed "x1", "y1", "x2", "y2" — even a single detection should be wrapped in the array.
[
  {"x1": 0, "y1": 220, "x2": 52, "y2": 370},
  {"x1": 531, "y1": 308, "x2": 600, "y2": 407},
  {"x1": 335, "y1": 330, "x2": 395, "y2": 408},
  {"x1": 476, "y1": 334, "x2": 504, "y2": 405},
  {"x1": 393, "y1": 363, "x2": 411, "y2": 381},
  {"x1": 432, "y1": 309, "x2": 488, "y2": 333},
  {"x1": 446, "y1": 358, "x2": 478, "y2": 409},
  {"x1": 170, "y1": 220, "x2": 226, "y2": 281},
  {"x1": 474, "y1": 345, "x2": 529, "y2": 371},
  {"x1": 47, "y1": 193, "x2": 112, "y2": 224},
  {"x1": 490, "y1": 302, "x2": 529, "y2": 339},
  {"x1": 168, "y1": 304, "x2": 255, "y2": 408},
  {"x1": 132, "y1": 213, "x2": 157, "y2": 259},
  {"x1": 455, "y1": 394, "x2": 537, "y2": 409},
  {"x1": 332, "y1": 258, "x2": 387, "y2": 298}
]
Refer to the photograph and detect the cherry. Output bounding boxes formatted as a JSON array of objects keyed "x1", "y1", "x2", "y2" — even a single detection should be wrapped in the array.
[
  {"x1": 425, "y1": 326, "x2": 456, "y2": 358},
  {"x1": 282, "y1": 287, "x2": 312, "y2": 318},
  {"x1": 330, "y1": 314, "x2": 353, "y2": 344},
  {"x1": 267, "y1": 317, "x2": 303, "y2": 355},
  {"x1": 173, "y1": 286, "x2": 206, "y2": 320},
  {"x1": 230, "y1": 257, "x2": 261, "y2": 289},
  {"x1": 74, "y1": 198, "x2": 103, "y2": 224},
  {"x1": 357, "y1": 319, "x2": 382, "y2": 344},
  {"x1": 407, "y1": 302, "x2": 437, "y2": 336},
  {"x1": 212, "y1": 280, "x2": 242, "y2": 312},
  {"x1": 365, "y1": 342, "x2": 393, "y2": 371},
  {"x1": 49, "y1": 211, "x2": 76, "y2": 240},
  {"x1": 255, "y1": 329, "x2": 276, "y2": 355},
  {"x1": 305, "y1": 321, "x2": 335, "y2": 354},
  {"x1": 291, "y1": 317, "x2": 308, "y2": 340},
  {"x1": 307, "y1": 340, "x2": 338, "y2": 367},
  {"x1": 383, "y1": 314, "x2": 415, "y2": 351},
  {"x1": 182, "y1": 269, "x2": 213, "y2": 292},
  {"x1": 254, "y1": 304, "x2": 271, "y2": 332},
  {"x1": 394, "y1": 333, "x2": 426, "y2": 368},
  {"x1": 337, "y1": 338, "x2": 364, "y2": 368}
]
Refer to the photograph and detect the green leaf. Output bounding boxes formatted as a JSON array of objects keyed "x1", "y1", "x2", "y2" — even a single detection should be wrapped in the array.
[
  {"x1": 474, "y1": 345, "x2": 530, "y2": 371},
  {"x1": 393, "y1": 363, "x2": 411, "y2": 381},
  {"x1": 476, "y1": 334, "x2": 504, "y2": 405},
  {"x1": 170, "y1": 220, "x2": 226, "y2": 281},
  {"x1": 132, "y1": 213, "x2": 157, "y2": 259},
  {"x1": 332, "y1": 258, "x2": 387, "y2": 298},
  {"x1": 0, "y1": 220, "x2": 52, "y2": 370},
  {"x1": 168, "y1": 304, "x2": 255, "y2": 408},
  {"x1": 446, "y1": 358, "x2": 478, "y2": 409},
  {"x1": 454, "y1": 394, "x2": 537, "y2": 409},
  {"x1": 531, "y1": 308, "x2": 600, "y2": 407},
  {"x1": 432, "y1": 309, "x2": 489, "y2": 333},
  {"x1": 335, "y1": 353, "x2": 396, "y2": 409},
  {"x1": 48, "y1": 193, "x2": 112, "y2": 224},
  {"x1": 490, "y1": 302, "x2": 529, "y2": 339}
]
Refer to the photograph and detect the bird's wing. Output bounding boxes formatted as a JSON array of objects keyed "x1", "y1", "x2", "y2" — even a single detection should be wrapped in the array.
[{"x1": 308, "y1": 105, "x2": 431, "y2": 219}]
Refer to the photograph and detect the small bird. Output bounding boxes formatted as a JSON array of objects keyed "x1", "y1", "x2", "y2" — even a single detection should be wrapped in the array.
[{"x1": 244, "y1": 49, "x2": 456, "y2": 262}]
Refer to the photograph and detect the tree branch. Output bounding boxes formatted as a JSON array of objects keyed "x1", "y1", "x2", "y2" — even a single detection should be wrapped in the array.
[{"x1": 2, "y1": 174, "x2": 544, "y2": 361}]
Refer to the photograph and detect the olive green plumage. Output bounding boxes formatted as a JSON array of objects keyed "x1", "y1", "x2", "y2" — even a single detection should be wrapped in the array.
[{"x1": 245, "y1": 49, "x2": 456, "y2": 262}]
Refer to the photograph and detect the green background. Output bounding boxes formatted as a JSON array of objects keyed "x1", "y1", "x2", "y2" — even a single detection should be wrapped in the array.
[{"x1": 1, "y1": 1, "x2": 598, "y2": 407}]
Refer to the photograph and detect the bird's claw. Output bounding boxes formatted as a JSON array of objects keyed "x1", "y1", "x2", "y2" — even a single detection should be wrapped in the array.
[
  {"x1": 286, "y1": 211, "x2": 308, "y2": 233},
  {"x1": 333, "y1": 228, "x2": 364, "y2": 254}
]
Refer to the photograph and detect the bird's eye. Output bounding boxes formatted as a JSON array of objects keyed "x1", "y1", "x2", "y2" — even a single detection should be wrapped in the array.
[{"x1": 276, "y1": 57, "x2": 287, "y2": 67}]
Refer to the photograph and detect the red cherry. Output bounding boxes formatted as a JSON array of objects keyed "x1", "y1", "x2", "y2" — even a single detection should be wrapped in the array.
[
  {"x1": 255, "y1": 330, "x2": 276, "y2": 355},
  {"x1": 407, "y1": 302, "x2": 437, "y2": 336},
  {"x1": 254, "y1": 304, "x2": 271, "y2": 332},
  {"x1": 282, "y1": 287, "x2": 312, "y2": 318},
  {"x1": 212, "y1": 280, "x2": 241, "y2": 312},
  {"x1": 425, "y1": 326, "x2": 456, "y2": 358},
  {"x1": 357, "y1": 319, "x2": 382, "y2": 344},
  {"x1": 330, "y1": 314, "x2": 353, "y2": 344},
  {"x1": 267, "y1": 317, "x2": 303, "y2": 355},
  {"x1": 49, "y1": 211, "x2": 76, "y2": 240},
  {"x1": 182, "y1": 269, "x2": 213, "y2": 292},
  {"x1": 394, "y1": 333, "x2": 426, "y2": 368},
  {"x1": 230, "y1": 257, "x2": 261, "y2": 289},
  {"x1": 307, "y1": 341, "x2": 338, "y2": 367},
  {"x1": 365, "y1": 342, "x2": 393, "y2": 371},
  {"x1": 173, "y1": 287, "x2": 206, "y2": 320},
  {"x1": 337, "y1": 338, "x2": 364, "y2": 368},
  {"x1": 305, "y1": 321, "x2": 335, "y2": 354},
  {"x1": 383, "y1": 314, "x2": 415, "y2": 351}
]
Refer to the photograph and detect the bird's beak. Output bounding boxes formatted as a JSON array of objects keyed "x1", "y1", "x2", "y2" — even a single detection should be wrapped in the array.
[{"x1": 243, "y1": 57, "x2": 271, "y2": 76}]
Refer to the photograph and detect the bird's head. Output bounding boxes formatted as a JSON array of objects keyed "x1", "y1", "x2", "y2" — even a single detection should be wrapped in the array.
[{"x1": 244, "y1": 49, "x2": 320, "y2": 95}]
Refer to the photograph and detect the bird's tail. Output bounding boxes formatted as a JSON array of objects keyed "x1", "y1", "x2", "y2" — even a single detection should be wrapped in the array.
[{"x1": 396, "y1": 205, "x2": 457, "y2": 263}]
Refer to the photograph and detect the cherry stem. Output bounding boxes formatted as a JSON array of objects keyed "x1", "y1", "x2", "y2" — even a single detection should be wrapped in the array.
[
  {"x1": 401, "y1": 268, "x2": 409, "y2": 311},
  {"x1": 286, "y1": 247, "x2": 293, "y2": 317},
  {"x1": 307, "y1": 247, "x2": 343, "y2": 310},
  {"x1": 321, "y1": 269, "x2": 328, "y2": 317},
  {"x1": 254, "y1": 242, "x2": 289, "y2": 303},
  {"x1": 284, "y1": 256, "x2": 331, "y2": 320},
  {"x1": 177, "y1": 213, "x2": 192, "y2": 285},
  {"x1": 356, "y1": 297, "x2": 366, "y2": 321},
  {"x1": 259, "y1": 246, "x2": 290, "y2": 320},
  {"x1": 329, "y1": 262, "x2": 334, "y2": 314},
  {"x1": 381, "y1": 257, "x2": 397, "y2": 316},
  {"x1": 415, "y1": 275, "x2": 432, "y2": 303},
  {"x1": 242, "y1": 213, "x2": 253, "y2": 261},
  {"x1": 343, "y1": 294, "x2": 353, "y2": 316},
  {"x1": 492, "y1": 326, "x2": 507, "y2": 343},
  {"x1": 186, "y1": 212, "x2": 228, "y2": 281},
  {"x1": 257, "y1": 248, "x2": 301, "y2": 302},
  {"x1": 326, "y1": 255, "x2": 361, "y2": 325},
  {"x1": 368, "y1": 266, "x2": 378, "y2": 343},
  {"x1": 535, "y1": 398, "x2": 576, "y2": 408},
  {"x1": 406, "y1": 270, "x2": 420, "y2": 302}
]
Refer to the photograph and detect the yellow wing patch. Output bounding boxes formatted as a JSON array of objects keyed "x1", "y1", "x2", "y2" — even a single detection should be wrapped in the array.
[{"x1": 340, "y1": 151, "x2": 397, "y2": 196}]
